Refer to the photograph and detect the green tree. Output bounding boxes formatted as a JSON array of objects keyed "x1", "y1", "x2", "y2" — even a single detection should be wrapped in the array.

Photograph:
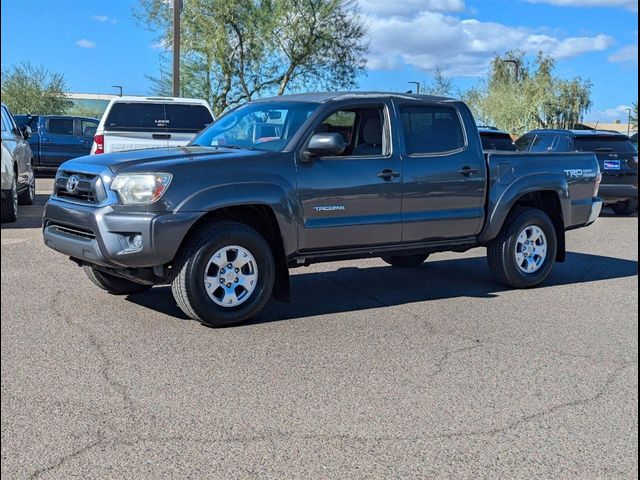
[
  {"x1": 137, "y1": 0, "x2": 368, "y2": 115},
  {"x1": 631, "y1": 101, "x2": 638, "y2": 130},
  {"x1": 422, "y1": 67, "x2": 454, "y2": 97},
  {"x1": 465, "y1": 51, "x2": 592, "y2": 135},
  {"x1": 1, "y1": 62, "x2": 71, "y2": 115}
]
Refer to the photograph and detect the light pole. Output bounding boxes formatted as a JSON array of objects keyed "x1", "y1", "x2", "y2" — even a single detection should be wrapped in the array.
[
  {"x1": 408, "y1": 81, "x2": 420, "y2": 94},
  {"x1": 172, "y1": 0, "x2": 182, "y2": 97},
  {"x1": 111, "y1": 85, "x2": 123, "y2": 97},
  {"x1": 626, "y1": 107, "x2": 632, "y2": 136},
  {"x1": 501, "y1": 59, "x2": 520, "y2": 82}
]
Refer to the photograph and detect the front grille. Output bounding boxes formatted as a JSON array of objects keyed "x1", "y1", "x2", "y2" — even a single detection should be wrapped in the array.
[
  {"x1": 54, "y1": 171, "x2": 107, "y2": 204},
  {"x1": 47, "y1": 222, "x2": 96, "y2": 240}
]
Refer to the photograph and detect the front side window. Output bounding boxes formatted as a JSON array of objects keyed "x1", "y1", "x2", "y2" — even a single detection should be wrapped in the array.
[
  {"x1": 192, "y1": 102, "x2": 318, "y2": 152},
  {"x1": 0, "y1": 108, "x2": 8, "y2": 132},
  {"x1": 312, "y1": 106, "x2": 386, "y2": 156},
  {"x1": 399, "y1": 105, "x2": 465, "y2": 155},
  {"x1": 47, "y1": 118, "x2": 74, "y2": 136}
]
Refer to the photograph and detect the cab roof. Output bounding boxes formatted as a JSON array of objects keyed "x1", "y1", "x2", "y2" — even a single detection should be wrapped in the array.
[{"x1": 253, "y1": 91, "x2": 456, "y2": 104}]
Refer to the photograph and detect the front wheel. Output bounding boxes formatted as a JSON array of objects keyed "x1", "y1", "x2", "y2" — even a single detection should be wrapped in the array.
[
  {"x1": 84, "y1": 266, "x2": 152, "y2": 295},
  {"x1": 171, "y1": 222, "x2": 275, "y2": 327},
  {"x1": 487, "y1": 207, "x2": 557, "y2": 289},
  {"x1": 381, "y1": 253, "x2": 429, "y2": 268},
  {"x1": 610, "y1": 199, "x2": 638, "y2": 216},
  {"x1": 1, "y1": 177, "x2": 18, "y2": 223},
  {"x1": 18, "y1": 174, "x2": 35, "y2": 205}
]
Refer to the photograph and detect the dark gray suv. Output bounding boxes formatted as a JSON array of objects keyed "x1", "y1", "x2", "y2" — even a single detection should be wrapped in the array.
[{"x1": 517, "y1": 129, "x2": 638, "y2": 215}]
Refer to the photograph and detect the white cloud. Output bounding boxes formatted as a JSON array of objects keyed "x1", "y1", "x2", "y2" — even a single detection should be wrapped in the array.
[
  {"x1": 76, "y1": 39, "x2": 96, "y2": 49},
  {"x1": 526, "y1": 0, "x2": 638, "y2": 11},
  {"x1": 365, "y1": 11, "x2": 614, "y2": 76},
  {"x1": 92, "y1": 14, "x2": 118, "y2": 23},
  {"x1": 359, "y1": 0, "x2": 465, "y2": 17},
  {"x1": 595, "y1": 104, "x2": 634, "y2": 120},
  {"x1": 609, "y1": 44, "x2": 639, "y2": 63}
]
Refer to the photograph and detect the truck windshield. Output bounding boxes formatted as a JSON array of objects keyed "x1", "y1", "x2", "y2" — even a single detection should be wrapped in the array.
[
  {"x1": 192, "y1": 102, "x2": 319, "y2": 152},
  {"x1": 575, "y1": 136, "x2": 636, "y2": 153}
]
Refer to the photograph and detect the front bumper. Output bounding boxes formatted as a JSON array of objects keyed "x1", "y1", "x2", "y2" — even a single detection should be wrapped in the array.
[{"x1": 42, "y1": 198, "x2": 200, "y2": 268}]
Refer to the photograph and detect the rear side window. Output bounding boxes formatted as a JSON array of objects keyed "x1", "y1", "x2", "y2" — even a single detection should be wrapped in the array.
[
  {"x1": 400, "y1": 105, "x2": 465, "y2": 155},
  {"x1": 529, "y1": 135, "x2": 554, "y2": 152},
  {"x1": 104, "y1": 102, "x2": 213, "y2": 133},
  {"x1": 575, "y1": 136, "x2": 636, "y2": 153},
  {"x1": 553, "y1": 136, "x2": 572, "y2": 152},
  {"x1": 47, "y1": 118, "x2": 74, "y2": 135},
  {"x1": 480, "y1": 133, "x2": 516, "y2": 151},
  {"x1": 81, "y1": 119, "x2": 98, "y2": 137}
]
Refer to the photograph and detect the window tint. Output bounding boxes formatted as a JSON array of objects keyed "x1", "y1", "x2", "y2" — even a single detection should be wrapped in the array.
[
  {"x1": 480, "y1": 132, "x2": 516, "y2": 151},
  {"x1": 81, "y1": 119, "x2": 98, "y2": 137},
  {"x1": 105, "y1": 102, "x2": 213, "y2": 133},
  {"x1": 47, "y1": 118, "x2": 74, "y2": 135},
  {"x1": 529, "y1": 135, "x2": 554, "y2": 152},
  {"x1": 575, "y1": 136, "x2": 636, "y2": 153},
  {"x1": 515, "y1": 135, "x2": 533, "y2": 151},
  {"x1": 553, "y1": 136, "x2": 571, "y2": 152},
  {"x1": 2, "y1": 108, "x2": 17, "y2": 133},
  {"x1": 400, "y1": 105, "x2": 465, "y2": 155},
  {"x1": 314, "y1": 107, "x2": 385, "y2": 156}
]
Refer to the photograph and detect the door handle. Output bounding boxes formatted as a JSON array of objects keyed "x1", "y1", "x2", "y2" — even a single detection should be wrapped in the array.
[
  {"x1": 42, "y1": 138, "x2": 53, "y2": 143},
  {"x1": 377, "y1": 169, "x2": 400, "y2": 181},
  {"x1": 457, "y1": 166, "x2": 479, "y2": 176}
]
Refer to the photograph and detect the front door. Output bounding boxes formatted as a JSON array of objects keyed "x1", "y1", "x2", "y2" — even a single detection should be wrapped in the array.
[
  {"x1": 397, "y1": 103, "x2": 486, "y2": 241},
  {"x1": 296, "y1": 103, "x2": 402, "y2": 251},
  {"x1": 40, "y1": 117, "x2": 79, "y2": 167}
]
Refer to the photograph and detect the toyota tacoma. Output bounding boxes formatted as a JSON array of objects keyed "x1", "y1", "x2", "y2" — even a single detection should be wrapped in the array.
[{"x1": 43, "y1": 93, "x2": 603, "y2": 327}]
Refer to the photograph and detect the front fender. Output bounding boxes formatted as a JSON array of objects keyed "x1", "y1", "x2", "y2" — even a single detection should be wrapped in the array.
[
  {"x1": 175, "y1": 182, "x2": 298, "y2": 256},
  {"x1": 479, "y1": 172, "x2": 570, "y2": 243}
]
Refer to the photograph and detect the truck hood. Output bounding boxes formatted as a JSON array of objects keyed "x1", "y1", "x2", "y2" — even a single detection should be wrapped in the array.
[{"x1": 59, "y1": 146, "x2": 265, "y2": 175}]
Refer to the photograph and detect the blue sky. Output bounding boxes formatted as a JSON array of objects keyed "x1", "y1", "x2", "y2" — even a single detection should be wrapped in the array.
[{"x1": 1, "y1": 0, "x2": 637, "y2": 121}]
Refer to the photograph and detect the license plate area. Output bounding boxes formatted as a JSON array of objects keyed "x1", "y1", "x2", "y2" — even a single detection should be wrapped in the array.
[{"x1": 603, "y1": 160, "x2": 621, "y2": 170}]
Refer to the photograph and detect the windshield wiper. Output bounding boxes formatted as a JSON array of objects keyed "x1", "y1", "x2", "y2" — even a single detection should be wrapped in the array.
[
  {"x1": 594, "y1": 148, "x2": 614, "y2": 151},
  {"x1": 213, "y1": 144, "x2": 257, "y2": 151}
]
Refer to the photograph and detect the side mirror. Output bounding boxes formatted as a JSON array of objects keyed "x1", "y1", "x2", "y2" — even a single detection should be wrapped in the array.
[
  {"x1": 20, "y1": 125, "x2": 31, "y2": 140},
  {"x1": 302, "y1": 133, "x2": 345, "y2": 162}
]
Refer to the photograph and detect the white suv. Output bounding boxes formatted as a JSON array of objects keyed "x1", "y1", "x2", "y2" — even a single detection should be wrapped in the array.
[{"x1": 91, "y1": 96, "x2": 214, "y2": 155}]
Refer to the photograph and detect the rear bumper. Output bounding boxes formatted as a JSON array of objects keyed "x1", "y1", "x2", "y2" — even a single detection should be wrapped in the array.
[
  {"x1": 598, "y1": 183, "x2": 637, "y2": 202},
  {"x1": 42, "y1": 198, "x2": 200, "y2": 268},
  {"x1": 585, "y1": 198, "x2": 603, "y2": 226}
]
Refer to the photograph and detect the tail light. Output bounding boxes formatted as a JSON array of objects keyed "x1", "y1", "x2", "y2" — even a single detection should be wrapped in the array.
[
  {"x1": 94, "y1": 134, "x2": 104, "y2": 154},
  {"x1": 593, "y1": 171, "x2": 602, "y2": 197},
  {"x1": 633, "y1": 156, "x2": 638, "y2": 165}
]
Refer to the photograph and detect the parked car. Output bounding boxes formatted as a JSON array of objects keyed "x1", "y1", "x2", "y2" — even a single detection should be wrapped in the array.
[
  {"x1": 14, "y1": 115, "x2": 99, "y2": 172},
  {"x1": 1, "y1": 103, "x2": 35, "y2": 222},
  {"x1": 478, "y1": 127, "x2": 517, "y2": 151},
  {"x1": 91, "y1": 96, "x2": 214, "y2": 155},
  {"x1": 43, "y1": 92, "x2": 602, "y2": 327},
  {"x1": 630, "y1": 132, "x2": 638, "y2": 151},
  {"x1": 516, "y1": 129, "x2": 638, "y2": 215}
]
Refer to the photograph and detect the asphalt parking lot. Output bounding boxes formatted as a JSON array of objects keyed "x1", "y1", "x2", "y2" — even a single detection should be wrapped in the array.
[{"x1": 1, "y1": 178, "x2": 638, "y2": 479}]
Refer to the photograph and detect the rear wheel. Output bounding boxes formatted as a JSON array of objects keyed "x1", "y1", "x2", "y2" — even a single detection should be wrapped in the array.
[
  {"x1": 84, "y1": 266, "x2": 152, "y2": 295},
  {"x1": 487, "y1": 207, "x2": 557, "y2": 289},
  {"x1": 381, "y1": 253, "x2": 429, "y2": 268},
  {"x1": 171, "y1": 222, "x2": 275, "y2": 327},
  {"x1": 18, "y1": 175, "x2": 35, "y2": 205},
  {"x1": 610, "y1": 199, "x2": 637, "y2": 216},
  {"x1": 1, "y1": 176, "x2": 18, "y2": 223}
]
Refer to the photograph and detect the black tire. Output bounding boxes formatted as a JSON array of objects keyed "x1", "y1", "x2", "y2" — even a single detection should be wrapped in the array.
[
  {"x1": 18, "y1": 175, "x2": 35, "y2": 205},
  {"x1": 84, "y1": 266, "x2": 152, "y2": 295},
  {"x1": 610, "y1": 199, "x2": 638, "y2": 216},
  {"x1": 171, "y1": 221, "x2": 275, "y2": 327},
  {"x1": 487, "y1": 207, "x2": 557, "y2": 289},
  {"x1": 381, "y1": 253, "x2": 429, "y2": 268},
  {"x1": 1, "y1": 177, "x2": 18, "y2": 223}
]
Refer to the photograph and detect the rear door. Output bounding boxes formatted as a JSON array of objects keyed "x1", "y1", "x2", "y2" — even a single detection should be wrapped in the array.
[
  {"x1": 40, "y1": 117, "x2": 79, "y2": 167},
  {"x1": 397, "y1": 102, "x2": 486, "y2": 242}
]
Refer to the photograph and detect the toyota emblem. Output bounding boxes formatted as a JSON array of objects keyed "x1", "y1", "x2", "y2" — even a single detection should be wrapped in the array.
[{"x1": 66, "y1": 175, "x2": 80, "y2": 193}]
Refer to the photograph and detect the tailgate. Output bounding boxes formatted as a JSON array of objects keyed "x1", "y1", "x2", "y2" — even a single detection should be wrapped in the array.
[
  {"x1": 103, "y1": 131, "x2": 168, "y2": 153},
  {"x1": 596, "y1": 152, "x2": 638, "y2": 186}
]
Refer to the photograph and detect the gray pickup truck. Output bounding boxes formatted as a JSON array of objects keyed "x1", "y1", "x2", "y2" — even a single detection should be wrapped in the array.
[{"x1": 43, "y1": 92, "x2": 602, "y2": 327}]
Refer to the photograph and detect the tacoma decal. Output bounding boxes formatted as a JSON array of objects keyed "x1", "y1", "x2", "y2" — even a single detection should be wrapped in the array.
[{"x1": 313, "y1": 206, "x2": 346, "y2": 212}]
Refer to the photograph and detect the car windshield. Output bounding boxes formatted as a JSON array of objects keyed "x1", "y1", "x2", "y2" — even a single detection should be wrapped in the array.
[
  {"x1": 480, "y1": 133, "x2": 516, "y2": 151},
  {"x1": 575, "y1": 136, "x2": 636, "y2": 153},
  {"x1": 192, "y1": 102, "x2": 319, "y2": 152}
]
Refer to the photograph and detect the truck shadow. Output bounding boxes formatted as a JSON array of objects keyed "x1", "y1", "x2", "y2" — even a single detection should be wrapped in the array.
[
  {"x1": 126, "y1": 252, "x2": 638, "y2": 325},
  {"x1": 0, "y1": 194, "x2": 50, "y2": 230}
]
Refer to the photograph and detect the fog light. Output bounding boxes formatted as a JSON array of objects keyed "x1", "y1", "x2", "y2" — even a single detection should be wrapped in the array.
[{"x1": 129, "y1": 234, "x2": 143, "y2": 250}]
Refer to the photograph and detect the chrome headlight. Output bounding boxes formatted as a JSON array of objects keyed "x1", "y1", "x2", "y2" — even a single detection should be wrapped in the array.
[{"x1": 110, "y1": 173, "x2": 172, "y2": 204}]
